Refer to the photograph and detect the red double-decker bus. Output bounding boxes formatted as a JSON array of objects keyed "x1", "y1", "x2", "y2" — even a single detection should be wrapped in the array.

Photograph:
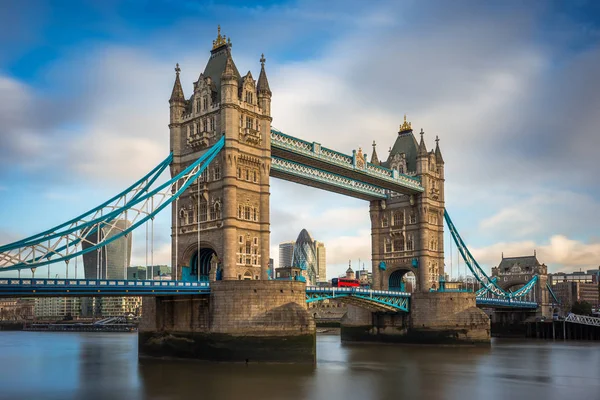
[{"x1": 331, "y1": 278, "x2": 360, "y2": 287}]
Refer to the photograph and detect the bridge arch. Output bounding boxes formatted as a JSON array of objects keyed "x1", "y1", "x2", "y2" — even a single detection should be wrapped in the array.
[
  {"x1": 387, "y1": 268, "x2": 416, "y2": 292},
  {"x1": 182, "y1": 242, "x2": 220, "y2": 282}
]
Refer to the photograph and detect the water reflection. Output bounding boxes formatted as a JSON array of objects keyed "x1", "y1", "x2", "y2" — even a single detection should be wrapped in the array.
[{"x1": 0, "y1": 332, "x2": 598, "y2": 400}]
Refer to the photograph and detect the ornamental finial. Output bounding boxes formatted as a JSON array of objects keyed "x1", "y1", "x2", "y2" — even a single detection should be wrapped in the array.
[
  {"x1": 435, "y1": 135, "x2": 440, "y2": 144},
  {"x1": 212, "y1": 25, "x2": 229, "y2": 50},
  {"x1": 260, "y1": 53, "x2": 266, "y2": 66},
  {"x1": 175, "y1": 63, "x2": 181, "y2": 75},
  {"x1": 399, "y1": 114, "x2": 412, "y2": 132},
  {"x1": 372, "y1": 140, "x2": 376, "y2": 148}
]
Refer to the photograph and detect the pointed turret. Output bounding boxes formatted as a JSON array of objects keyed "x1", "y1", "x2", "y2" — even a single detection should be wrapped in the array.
[
  {"x1": 434, "y1": 135, "x2": 444, "y2": 164},
  {"x1": 221, "y1": 52, "x2": 236, "y2": 80},
  {"x1": 169, "y1": 63, "x2": 185, "y2": 104},
  {"x1": 370, "y1": 140, "x2": 380, "y2": 165},
  {"x1": 257, "y1": 54, "x2": 271, "y2": 95},
  {"x1": 257, "y1": 53, "x2": 272, "y2": 116},
  {"x1": 417, "y1": 128, "x2": 428, "y2": 157}
]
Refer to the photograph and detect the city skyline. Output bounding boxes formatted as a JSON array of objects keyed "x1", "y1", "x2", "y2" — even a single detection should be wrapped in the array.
[{"x1": 1, "y1": 2, "x2": 600, "y2": 280}]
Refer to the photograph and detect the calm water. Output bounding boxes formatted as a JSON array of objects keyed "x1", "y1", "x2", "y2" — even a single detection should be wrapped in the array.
[{"x1": 0, "y1": 332, "x2": 598, "y2": 400}]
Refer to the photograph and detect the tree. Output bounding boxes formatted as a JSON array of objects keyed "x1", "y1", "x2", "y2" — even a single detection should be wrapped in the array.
[{"x1": 571, "y1": 301, "x2": 593, "y2": 316}]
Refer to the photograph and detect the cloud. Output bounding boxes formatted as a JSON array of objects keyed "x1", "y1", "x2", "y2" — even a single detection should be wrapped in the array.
[
  {"x1": 461, "y1": 235, "x2": 600, "y2": 275},
  {"x1": 1, "y1": 1, "x2": 600, "y2": 279}
]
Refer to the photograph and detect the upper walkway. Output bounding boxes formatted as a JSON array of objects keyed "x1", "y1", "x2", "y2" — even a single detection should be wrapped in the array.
[{"x1": 270, "y1": 128, "x2": 423, "y2": 199}]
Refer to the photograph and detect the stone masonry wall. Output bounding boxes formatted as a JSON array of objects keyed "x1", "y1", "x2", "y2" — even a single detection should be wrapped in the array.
[
  {"x1": 410, "y1": 292, "x2": 490, "y2": 343},
  {"x1": 209, "y1": 280, "x2": 314, "y2": 335}
]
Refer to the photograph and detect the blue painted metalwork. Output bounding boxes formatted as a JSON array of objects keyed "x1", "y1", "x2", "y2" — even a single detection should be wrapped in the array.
[
  {"x1": 475, "y1": 297, "x2": 538, "y2": 309},
  {"x1": 0, "y1": 137, "x2": 225, "y2": 271},
  {"x1": 378, "y1": 261, "x2": 386, "y2": 271},
  {"x1": 305, "y1": 286, "x2": 411, "y2": 312},
  {"x1": 270, "y1": 156, "x2": 388, "y2": 199},
  {"x1": 0, "y1": 153, "x2": 173, "y2": 252},
  {"x1": 546, "y1": 282, "x2": 561, "y2": 305},
  {"x1": 445, "y1": 209, "x2": 537, "y2": 299},
  {"x1": 270, "y1": 128, "x2": 423, "y2": 192},
  {"x1": 0, "y1": 278, "x2": 210, "y2": 297}
]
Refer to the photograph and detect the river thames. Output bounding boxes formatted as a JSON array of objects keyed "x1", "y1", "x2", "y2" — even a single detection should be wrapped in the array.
[{"x1": 0, "y1": 331, "x2": 598, "y2": 400}]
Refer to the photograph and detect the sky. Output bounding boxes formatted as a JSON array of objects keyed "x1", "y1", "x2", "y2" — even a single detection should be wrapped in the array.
[{"x1": 1, "y1": 0, "x2": 600, "y2": 280}]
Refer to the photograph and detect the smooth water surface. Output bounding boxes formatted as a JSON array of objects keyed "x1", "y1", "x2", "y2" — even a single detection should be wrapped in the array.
[{"x1": 0, "y1": 332, "x2": 598, "y2": 400}]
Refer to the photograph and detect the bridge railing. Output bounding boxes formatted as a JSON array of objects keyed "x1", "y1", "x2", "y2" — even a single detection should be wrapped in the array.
[
  {"x1": 305, "y1": 286, "x2": 411, "y2": 297},
  {"x1": 0, "y1": 278, "x2": 209, "y2": 289}
]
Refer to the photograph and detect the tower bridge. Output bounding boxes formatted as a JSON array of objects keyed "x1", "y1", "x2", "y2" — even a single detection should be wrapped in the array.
[{"x1": 0, "y1": 27, "x2": 551, "y2": 362}]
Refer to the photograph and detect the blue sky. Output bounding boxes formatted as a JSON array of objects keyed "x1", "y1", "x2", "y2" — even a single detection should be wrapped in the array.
[{"x1": 1, "y1": 0, "x2": 600, "y2": 279}]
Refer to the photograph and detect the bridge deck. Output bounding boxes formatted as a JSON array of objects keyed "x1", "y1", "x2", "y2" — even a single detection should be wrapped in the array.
[
  {"x1": 0, "y1": 279, "x2": 540, "y2": 310},
  {"x1": 0, "y1": 278, "x2": 210, "y2": 297}
]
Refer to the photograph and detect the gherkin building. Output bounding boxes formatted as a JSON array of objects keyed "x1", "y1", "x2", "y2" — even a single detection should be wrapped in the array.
[{"x1": 292, "y1": 229, "x2": 317, "y2": 285}]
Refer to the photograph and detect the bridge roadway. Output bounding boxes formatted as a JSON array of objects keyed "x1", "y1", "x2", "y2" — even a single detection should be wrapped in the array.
[{"x1": 0, "y1": 279, "x2": 539, "y2": 310}]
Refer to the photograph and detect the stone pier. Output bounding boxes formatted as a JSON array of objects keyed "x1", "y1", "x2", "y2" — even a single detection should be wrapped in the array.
[
  {"x1": 341, "y1": 292, "x2": 490, "y2": 344},
  {"x1": 139, "y1": 281, "x2": 316, "y2": 363}
]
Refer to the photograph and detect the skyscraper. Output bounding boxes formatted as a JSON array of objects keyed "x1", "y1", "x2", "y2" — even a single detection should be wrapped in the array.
[
  {"x1": 278, "y1": 241, "x2": 295, "y2": 268},
  {"x1": 315, "y1": 241, "x2": 327, "y2": 283},
  {"x1": 82, "y1": 219, "x2": 132, "y2": 279}
]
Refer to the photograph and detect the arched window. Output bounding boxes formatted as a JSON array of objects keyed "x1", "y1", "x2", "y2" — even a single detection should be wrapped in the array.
[
  {"x1": 210, "y1": 203, "x2": 217, "y2": 220},
  {"x1": 393, "y1": 211, "x2": 404, "y2": 226},
  {"x1": 407, "y1": 235, "x2": 414, "y2": 251},
  {"x1": 384, "y1": 239, "x2": 392, "y2": 253},
  {"x1": 409, "y1": 213, "x2": 417, "y2": 224},
  {"x1": 215, "y1": 202, "x2": 222, "y2": 219},
  {"x1": 253, "y1": 207, "x2": 258, "y2": 221},
  {"x1": 393, "y1": 237, "x2": 404, "y2": 252},
  {"x1": 382, "y1": 215, "x2": 389, "y2": 228},
  {"x1": 199, "y1": 200, "x2": 207, "y2": 222},
  {"x1": 213, "y1": 164, "x2": 221, "y2": 180}
]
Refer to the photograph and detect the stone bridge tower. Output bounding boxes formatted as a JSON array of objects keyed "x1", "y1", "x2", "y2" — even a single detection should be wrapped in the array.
[
  {"x1": 491, "y1": 252, "x2": 551, "y2": 317},
  {"x1": 168, "y1": 27, "x2": 272, "y2": 282},
  {"x1": 370, "y1": 116, "x2": 445, "y2": 292}
]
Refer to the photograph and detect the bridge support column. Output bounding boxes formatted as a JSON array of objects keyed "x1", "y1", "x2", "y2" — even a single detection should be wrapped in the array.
[
  {"x1": 139, "y1": 281, "x2": 315, "y2": 363},
  {"x1": 340, "y1": 292, "x2": 490, "y2": 344}
]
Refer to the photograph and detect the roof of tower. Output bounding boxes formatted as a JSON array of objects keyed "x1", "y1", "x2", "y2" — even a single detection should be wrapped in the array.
[
  {"x1": 498, "y1": 255, "x2": 541, "y2": 270},
  {"x1": 295, "y1": 228, "x2": 314, "y2": 245},
  {"x1": 346, "y1": 266, "x2": 354, "y2": 273},
  {"x1": 383, "y1": 118, "x2": 419, "y2": 172},
  {"x1": 199, "y1": 26, "x2": 241, "y2": 99},
  {"x1": 169, "y1": 63, "x2": 185, "y2": 103},
  {"x1": 370, "y1": 141, "x2": 380, "y2": 165},
  {"x1": 434, "y1": 135, "x2": 444, "y2": 164},
  {"x1": 257, "y1": 53, "x2": 271, "y2": 95}
]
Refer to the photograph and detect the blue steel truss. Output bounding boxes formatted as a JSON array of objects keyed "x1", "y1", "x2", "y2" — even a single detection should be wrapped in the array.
[
  {"x1": 0, "y1": 278, "x2": 210, "y2": 297},
  {"x1": 270, "y1": 128, "x2": 423, "y2": 193},
  {"x1": 270, "y1": 156, "x2": 387, "y2": 200},
  {"x1": 0, "y1": 136, "x2": 225, "y2": 271},
  {"x1": 445, "y1": 210, "x2": 537, "y2": 300},
  {"x1": 475, "y1": 297, "x2": 538, "y2": 309},
  {"x1": 305, "y1": 286, "x2": 411, "y2": 312}
]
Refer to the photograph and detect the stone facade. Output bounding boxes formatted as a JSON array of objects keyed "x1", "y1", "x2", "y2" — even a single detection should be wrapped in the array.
[
  {"x1": 370, "y1": 119, "x2": 445, "y2": 292},
  {"x1": 491, "y1": 253, "x2": 551, "y2": 317},
  {"x1": 169, "y1": 28, "x2": 272, "y2": 282},
  {"x1": 341, "y1": 292, "x2": 490, "y2": 344},
  {"x1": 139, "y1": 280, "x2": 315, "y2": 362}
]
